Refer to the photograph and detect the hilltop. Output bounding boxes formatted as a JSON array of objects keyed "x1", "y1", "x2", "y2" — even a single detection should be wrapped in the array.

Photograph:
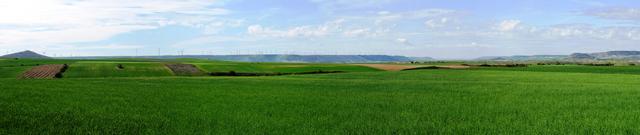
[{"x1": 0, "y1": 50, "x2": 50, "y2": 59}]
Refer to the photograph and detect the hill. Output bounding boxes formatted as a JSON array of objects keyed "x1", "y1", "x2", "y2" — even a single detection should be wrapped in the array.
[
  {"x1": 569, "y1": 51, "x2": 640, "y2": 60},
  {"x1": 475, "y1": 55, "x2": 568, "y2": 61},
  {"x1": 475, "y1": 51, "x2": 640, "y2": 61},
  {"x1": 0, "y1": 50, "x2": 50, "y2": 59},
  {"x1": 62, "y1": 55, "x2": 420, "y2": 63}
]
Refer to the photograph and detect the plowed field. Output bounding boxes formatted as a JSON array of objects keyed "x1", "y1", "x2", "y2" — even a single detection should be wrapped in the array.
[
  {"x1": 165, "y1": 64, "x2": 204, "y2": 76},
  {"x1": 20, "y1": 64, "x2": 66, "y2": 79}
]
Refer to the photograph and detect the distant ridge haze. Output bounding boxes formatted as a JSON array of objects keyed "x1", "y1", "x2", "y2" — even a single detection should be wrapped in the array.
[
  {"x1": 60, "y1": 54, "x2": 432, "y2": 63},
  {"x1": 476, "y1": 51, "x2": 640, "y2": 61},
  {"x1": 8, "y1": 50, "x2": 640, "y2": 61}
]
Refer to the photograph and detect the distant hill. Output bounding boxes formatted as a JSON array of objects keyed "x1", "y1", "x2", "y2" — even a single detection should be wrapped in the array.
[
  {"x1": 475, "y1": 55, "x2": 568, "y2": 61},
  {"x1": 568, "y1": 53, "x2": 595, "y2": 59},
  {"x1": 63, "y1": 55, "x2": 422, "y2": 63},
  {"x1": 475, "y1": 51, "x2": 640, "y2": 61},
  {"x1": 409, "y1": 57, "x2": 435, "y2": 61},
  {"x1": 0, "y1": 50, "x2": 50, "y2": 59},
  {"x1": 569, "y1": 51, "x2": 640, "y2": 60}
]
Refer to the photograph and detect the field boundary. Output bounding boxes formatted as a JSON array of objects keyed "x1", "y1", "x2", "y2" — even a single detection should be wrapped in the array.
[{"x1": 355, "y1": 64, "x2": 470, "y2": 71}]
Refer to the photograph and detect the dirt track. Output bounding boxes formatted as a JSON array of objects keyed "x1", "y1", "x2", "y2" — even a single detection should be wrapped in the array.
[{"x1": 355, "y1": 64, "x2": 470, "y2": 71}]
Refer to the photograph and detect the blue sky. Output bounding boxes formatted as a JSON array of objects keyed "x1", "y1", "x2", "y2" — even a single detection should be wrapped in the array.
[{"x1": 0, "y1": 0, "x2": 639, "y2": 59}]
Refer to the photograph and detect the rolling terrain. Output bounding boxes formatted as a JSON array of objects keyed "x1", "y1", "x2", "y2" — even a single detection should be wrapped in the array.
[
  {"x1": 194, "y1": 62, "x2": 380, "y2": 73},
  {"x1": 64, "y1": 61, "x2": 175, "y2": 78},
  {"x1": 0, "y1": 59, "x2": 381, "y2": 78},
  {"x1": 3, "y1": 58, "x2": 640, "y2": 134},
  {"x1": 61, "y1": 55, "x2": 425, "y2": 63}
]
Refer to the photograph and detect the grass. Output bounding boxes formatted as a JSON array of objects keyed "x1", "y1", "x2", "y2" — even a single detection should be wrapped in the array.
[
  {"x1": 3, "y1": 68, "x2": 640, "y2": 134},
  {"x1": 193, "y1": 62, "x2": 380, "y2": 73},
  {"x1": 63, "y1": 61, "x2": 174, "y2": 78},
  {"x1": 0, "y1": 59, "x2": 78, "y2": 78},
  {"x1": 0, "y1": 59, "x2": 76, "y2": 67},
  {"x1": 0, "y1": 59, "x2": 380, "y2": 79},
  {"x1": 0, "y1": 66, "x2": 30, "y2": 78},
  {"x1": 477, "y1": 65, "x2": 640, "y2": 75}
]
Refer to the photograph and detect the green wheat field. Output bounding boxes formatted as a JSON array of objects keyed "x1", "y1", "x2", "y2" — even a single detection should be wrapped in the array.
[{"x1": 3, "y1": 58, "x2": 640, "y2": 134}]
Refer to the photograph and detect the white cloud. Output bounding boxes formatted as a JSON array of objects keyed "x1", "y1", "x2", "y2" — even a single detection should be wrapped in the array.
[
  {"x1": 0, "y1": 25, "x2": 155, "y2": 47},
  {"x1": 541, "y1": 24, "x2": 640, "y2": 40},
  {"x1": 247, "y1": 19, "x2": 344, "y2": 38},
  {"x1": 247, "y1": 25, "x2": 330, "y2": 38},
  {"x1": 396, "y1": 38, "x2": 412, "y2": 45},
  {"x1": 495, "y1": 20, "x2": 522, "y2": 31},
  {"x1": 247, "y1": 8, "x2": 459, "y2": 40},
  {"x1": 373, "y1": 9, "x2": 457, "y2": 25},
  {"x1": 459, "y1": 22, "x2": 640, "y2": 41},
  {"x1": 584, "y1": 7, "x2": 640, "y2": 21},
  {"x1": 310, "y1": 0, "x2": 393, "y2": 12},
  {"x1": 0, "y1": 0, "x2": 228, "y2": 45},
  {"x1": 377, "y1": 11, "x2": 391, "y2": 15},
  {"x1": 425, "y1": 18, "x2": 450, "y2": 28},
  {"x1": 343, "y1": 28, "x2": 371, "y2": 37}
]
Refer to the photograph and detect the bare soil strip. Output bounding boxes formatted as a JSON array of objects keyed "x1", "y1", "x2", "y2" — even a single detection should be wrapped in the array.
[
  {"x1": 437, "y1": 65, "x2": 471, "y2": 69},
  {"x1": 354, "y1": 64, "x2": 422, "y2": 71},
  {"x1": 355, "y1": 64, "x2": 470, "y2": 71},
  {"x1": 165, "y1": 64, "x2": 204, "y2": 76},
  {"x1": 20, "y1": 64, "x2": 66, "y2": 79}
]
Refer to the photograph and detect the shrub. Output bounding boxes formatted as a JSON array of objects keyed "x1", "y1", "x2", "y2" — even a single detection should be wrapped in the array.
[
  {"x1": 402, "y1": 66, "x2": 443, "y2": 71},
  {"x1": 505, "y1": 64, "x2": 528, "y2": 67},
  {"x1": 580, "y1": 63, "x2": 614, "y2": 66},
  {"x1": 55, "y1": 64, "x2": 69, "y2": 78}
]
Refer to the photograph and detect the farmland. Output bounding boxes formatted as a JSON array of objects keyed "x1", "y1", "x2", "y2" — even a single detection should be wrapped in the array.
[
  {"x1": 0, "y1": 59, "x2": 379, "y2": 78},
  {"x1": 0, "y1": 66, "x2": 29, "y2": 78},
  {"x1": 193, "y1": 61, "x2": 380, "y2": 73},
  {"x1": 19, "y1": 64, "x2": 67, "y2": 79},
  {"x1": 477, "y1": 65, "x2": 640, "y2": 75},
  {"x1": 64, "y1": 61, "x2": 174, "y2": 78},
  {"x1": 2, "y1": 59, "x2": 640, "y2": 134}
]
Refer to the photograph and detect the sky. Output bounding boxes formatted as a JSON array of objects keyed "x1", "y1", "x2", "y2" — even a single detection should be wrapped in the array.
[{"x1": 1, "y1": 0, "x2": 640, "y2": 59}]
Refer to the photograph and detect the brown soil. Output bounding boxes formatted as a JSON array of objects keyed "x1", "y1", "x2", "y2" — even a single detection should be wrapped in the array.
[
  {"x1": 437, "y1": 65, "x2": 471, "y2": 69},
  {"x1": 20, "y1": 64, "x2": 66, "y2": 79},
  {"x1": 278, "y1": 65, "x2": 307, "y2": 68},
  {"x1": 355, "y1": 64, "x2": 470, "y2": 71},
  {"x1": 165, "y1": 64, "x2": 204, "y2": 76},
  {"x1": 354, "y1": 64, "x2": 422, "y2": 71}
]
